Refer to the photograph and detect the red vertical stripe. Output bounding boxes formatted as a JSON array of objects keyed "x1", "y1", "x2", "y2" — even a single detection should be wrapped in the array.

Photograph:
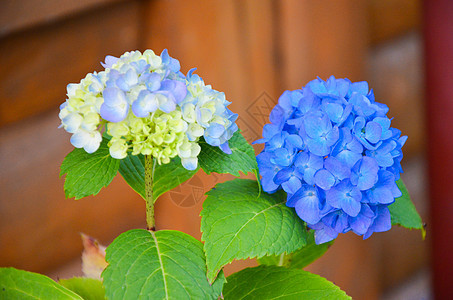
[{"x1": 424, "y1": 1, "x2": 453, "y2": 298}]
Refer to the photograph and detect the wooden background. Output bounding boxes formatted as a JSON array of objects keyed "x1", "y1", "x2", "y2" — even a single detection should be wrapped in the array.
[{"x1": 0, "y1": 1, "x2": 427, "y2": 299}]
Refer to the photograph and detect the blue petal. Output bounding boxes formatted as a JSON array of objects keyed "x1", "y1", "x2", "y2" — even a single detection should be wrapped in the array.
[
  {"x1": 261, "y1": 175, "x2": 280, "y2": 193},
  {"x1": 274, "y1": 168, "x2": 293, "y2": 185},
  {"x1": 187, "y1": 67, "x2": 197, "y2": 78},
  {"x1": 70, "y1": 132, "x2": 87, "y2": 148},
  {"x1": 145, "y1": 73, "x2": 162, "y2": 91},
  {"x1": 271, "y1": 148, "x2": 293, "y2": 167},
  {"x1": 160, "y1": 80, "x2": 187, "y2": 104},
  {"x1": 310, "y1": 222, "x2": 339, "y2": 244},
  {"x1": 306, "y1": 137, "x2": 330, "y2": 156},
  {"x1": 314, "y1": 169, "x2": 336, "y2": 190},
  {"x1": 374, "y1": 152, "x2": 394, "y2": 167},
  {"x1": 335, "y1": 150, "x2": 362, "y2": 169},
  {"x1": 340, "y1": 196, "x2": 361, "y2": 217},
  {"x1": 124, "y1": 68, "x2": 138, "y2": 86},
  {"x1": 371, "y1": 206, "x2": 391, "y2": 232},
  {"x1": 349, "y1": 205, "x2": 373, "y2": 235},
  {"x1": 314, "y1": 228, "x2": 338, "y2": 244},
  {"x1": 294, "y1": 195, "x2": 321, "y2": 224},
  {"x1": 326, "y1": 180, "x2": 362, "y2": 216},
  {"x1": 204, "y1": 135, "x2": 220, "y2": 147},
  {"x1": 365, "y1": 121, "x2": 382, "y2": 144},
  {"x1": 116, "y1": 76, "x2": 130, "y2": 91},
  {"x1": 219, "y1": 142, "x2": 232, "y2": 154},
  {"x1": 323, "y1": 103, "x2": 343, "y2": 123},
  {"x1": 181, "y1": 157, "x2": 198, "y2": 170},
  {"x1": 282, "y1": 176, "x2": 302, "y2": 194},
  {"x1": 322, "y1": 211, "x2": 349, "y2": 233},
  {"x1": 335, "y1": 79, "x2": 350, "y2": 98},
  {"x1": 304, "y1": 112, "x2": 330, "y2": 138},
  {"x1": 351, "y1": 157, "x2": 379, "y2": 190},
  {"x1": 326, "y1": 126, "x2": 340, "y2": 146},
  {"x1": 254, "y1": 124, "x2": 280, "y2": 144},
  {"x1": 100, "y1": 104, "x2": 128, "y2": 122},
  {"x1": 298, "y1": 88, "x2": 318, "y2": 113},
  {"x1": 269, "y1": 105, "x2": 285, "y2": 126},
  {"x1": 168, "y1": 57, "x2": 181, "y2": 73},
  {"x1": 278, "y1": 90, "x2": 293, "y2": 112},
  {"x1": 103, "y1": 87, "x2": 127, "y2": 106},
  {"x1": 288, "y1": 185, "x2": 321, "y2": 223},
  {"x1": 132, "y1": 90, "x2": 158, "y2": 117},
  {"x1": 101, "y1": 55, "x2": 119, "y2": 68},
  {"x1": 206, "y1": 123, "x2": 225, "y2": 139},
  {"x1": 364, "y1": 206, "x2": 391, "y2": 239},
  {"x1": 289, "y1": 90, "x2": 303, "y2": 107},
  {"x1": 353, "y1": 116, "x2": 366, "y2": 132},
  {"x1": 308, "y1": 78, "x2": 327, "y2": 96},
  {"x1": 160, "y1": 48, "x2": 170, "y2": 64},
  {"x1": 286, "y1": 134, "x2": 303, "y2": 148},
  {"x1": 325, "y1": 156, "x2": 350, "y2": 180},
  {"x1": 367, "y1": 187, "x2": 394, "y2": 204},
  {"x1": 350, "y1": 81, "x2": 368, "y2": 96},
  {"x1": 155, "y1": 91, "x2": 176, "y2": 113}
]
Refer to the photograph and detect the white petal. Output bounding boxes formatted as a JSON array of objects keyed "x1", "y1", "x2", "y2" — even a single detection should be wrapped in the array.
[
  {"x1": 109, "y1": 140, "x2": 128, "y2": 159},
  {"x1": 83, "y1": 131, "x2": 102, "y2": 153},
  {"x1": 182, "y1": 103, "x2": 196, "y2": 123},
  {"x1": 70, "y1": 130, "x2": 90, "y2": 148},
  {"x1": 63, "y1": 113, "x2": 83, "y2": 133},
  {"x1": 181, "y1": 157, "x2": 198, "y2": 170}
]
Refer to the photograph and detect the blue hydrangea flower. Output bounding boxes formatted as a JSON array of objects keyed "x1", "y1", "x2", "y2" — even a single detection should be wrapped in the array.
[
  {"x1": 256, "y1": 76, "x2": 406, "y2": 244},
  {"x1": 59, "y1": 50, "x2": 238, "y2": 170}
]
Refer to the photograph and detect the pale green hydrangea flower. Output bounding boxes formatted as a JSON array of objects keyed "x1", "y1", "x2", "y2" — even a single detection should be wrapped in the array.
[{"x1": 59, "y1": 49, "x2": 238, "y2": 170}]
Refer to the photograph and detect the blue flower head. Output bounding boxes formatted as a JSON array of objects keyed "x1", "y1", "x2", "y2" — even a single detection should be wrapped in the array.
[{"x1": 256, "y1": 76, "x2": 406, "y2": 244}]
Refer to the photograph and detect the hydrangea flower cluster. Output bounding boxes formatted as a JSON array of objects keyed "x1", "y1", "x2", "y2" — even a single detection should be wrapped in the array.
[
  {"x1": 59, "y1": 49, "x2": 238, "y2": 170},
  {"x1": 256, "y1": 76, "x2": 407, "y2": 244}
]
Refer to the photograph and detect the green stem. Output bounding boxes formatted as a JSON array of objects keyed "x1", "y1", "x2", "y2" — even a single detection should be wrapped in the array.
[
  {"x1": 145, "y1": 155, "x2": 155, "y2": 231},
  {"x1": 277, "y1": 253, "x2": 291, "y2": 267},
  {"x1": 277, "y1": 253, "x2": 285, "y2": 266}
]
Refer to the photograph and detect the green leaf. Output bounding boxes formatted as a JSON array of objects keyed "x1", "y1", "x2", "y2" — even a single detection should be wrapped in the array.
[
  {"x1": 153, "y1": 157, "x2": 199, "y2": 201},
  {"x1": 198, "y1": 131, "x2": 258, "y2": 176},
  {"x1": 59, "y1": 277, "x2": 105, "y2": 300},
  {"x1": 201, "y1": 179, "x2": 307, "y2": 283},
  {"x1": 119, "y1": 155, "x2": 199, "y2": 201},
  {"x1": 118, "y1": 154, "x2": 146, "y2": 199},
  {"x1": 0, "y1": 268, "x2": 82, "y2": 299},
  {"x1": 60, "y1": 138, "x2": 120, "y2": 200},
  {"x1": 223, "y1": 265, "x2": 351, "y2": 299},
  {"x1": 258, "y1": 231, "x2": 334, "y2": 269},
  {"x1": 388, "y1": 179, "x2": 425, "y2": 236},
  {"x1": 102, "y1": 229, "x2": 225, "y2": 299}
]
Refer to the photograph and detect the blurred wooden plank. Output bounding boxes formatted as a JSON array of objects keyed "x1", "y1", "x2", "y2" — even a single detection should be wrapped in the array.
[
  {"x1": 377, "y1": 159, "x2": 428, "y2": 290},
  {"x1": 0, "y1": 0, "x2": 125, "y2": 37},
  {"x1": 279, "y1": 0, "x2": 369, "y2": 89},
  {"x1": 143, "y1": 0, "x2": 249, "y2": 109},
  {"x1": 0, "y1": 0, "x2": 141, "y2": 127},
  {"x1": 368, "y1": 33, "x2": 424, "y2": 158},
  {"x1": 368, "y1": 0, "x2": 421, "y2": 45},
  {"x1": 0, "y1": 110, "x2": 145, "y2": 273},
  {"x1": 240, "y1": 0, "x2": 280, "y2": 135},
  {"x1": 424, "y1": 1, "x2": 453, "y2": 298}
]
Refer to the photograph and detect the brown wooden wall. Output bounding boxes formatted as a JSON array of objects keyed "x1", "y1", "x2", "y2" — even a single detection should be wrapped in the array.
[{"x1": 0, "y1": 1, "x2": 426, "y2": 299}]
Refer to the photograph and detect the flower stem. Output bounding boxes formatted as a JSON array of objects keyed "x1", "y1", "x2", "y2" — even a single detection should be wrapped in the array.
[
  {"x1": 277, "y1": 253, "x2": 291, "y2": 267},
  {"x1": 145, "y1": 155, "x2": 155, "y2": 231}
]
